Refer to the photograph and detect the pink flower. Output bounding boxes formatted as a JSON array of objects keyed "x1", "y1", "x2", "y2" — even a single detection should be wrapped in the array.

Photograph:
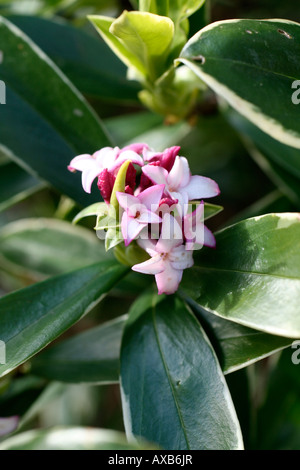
[
  {"x1": 142, "y1": 155, "x2": 220, "y2": 213},
  {"x1": 69, "y1": 141, "x2": 221, "y2": 296},
  {"x1": 116, "y1": 184, "x2": 165, "y2": 246},
  {"x1": 68, "y1": 144, "x2": 146, "y2": 193},
  {"x1": 143, "y1": 146, "x2": 180, "y2": 172},
  {"x1": 183, "y1": 202, "x2": 216, "y2": 251},
  {"x1": 132, "y1": 214, "x2": 194, "y2": 295},
  {"x1": 137, "y1": 147, "x2": 180, "y2": 193}
]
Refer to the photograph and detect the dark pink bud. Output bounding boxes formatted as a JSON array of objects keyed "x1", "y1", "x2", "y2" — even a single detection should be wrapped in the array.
[
  {"x1": 125, "y1": 185, "x2": 134, "y2": 195},
  {"x1": 97, "y1": 169, "x2": 115, "y2": 203},
  {"x1": 139, "y1": 172, "x2": 152, "y2": 192},
  {"x1": 159, "y1": 197, "x2": 178, "y2": 208},
  {"x1": 125, "y1": 162, "x2": 137, "y2": 193},
  {"x1": 161, "y1": 146, "x2": 181, "y2": 172},
  {"x1": 139, "y1": 161, "x2": 160, "y2": 192}
]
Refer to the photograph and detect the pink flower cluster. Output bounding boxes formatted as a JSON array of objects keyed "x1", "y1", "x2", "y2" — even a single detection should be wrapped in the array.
[{"x1": 69, "y1": 144, "x2": 220, "y2": 295}]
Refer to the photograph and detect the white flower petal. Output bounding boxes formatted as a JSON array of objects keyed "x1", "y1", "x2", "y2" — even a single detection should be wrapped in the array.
[
  {"x1": 69, "y1": 154, "x2": 97, "y2": 172},
  {"x1": 94, "y1": 147, "x2": 118, "y2": 169},
  {"x1": 168, "y1": 156, "x2": 190, "y2": 190},
  {"x1": 122, "y1": 214, "x2": 145, "y2": 246},
  {"x1": 170, "y1": 190, "x2": 189, "y2": 216},
  {"x1": 82, "y1": 167, "x2": 103, "y2": 193},
  {"x1": 169, "y1": 245, "x2": 194, "y2": 270},
  {"x1": 132, "y1": 255, "x2": 164, "y2": 275},
  {"x1": 142, "y1": 165, "x2": 169, "y2": 186},
  {"x1": 110, "y1": 150, "x2": 144, "y2": 171},
  {"x1": 156, "y1": 214, "x2": 183, "y2": 253},
  {"x1": 155, "y1": 262, "x2": 183, "y2": 295},
  {"x1": 185, "y1": 175, "x2": 220, "y2": 200},
  {"x1": 138, "y1": 210, "x2": 161, "y2": 224},
  {"x1": 116, "y1": 193, "x2": 142, "y2": 215}
]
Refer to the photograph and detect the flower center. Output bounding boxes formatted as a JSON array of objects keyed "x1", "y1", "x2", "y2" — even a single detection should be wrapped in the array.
[{"x1": 135, "y1": 210, "x2": 141, "y2": 219}]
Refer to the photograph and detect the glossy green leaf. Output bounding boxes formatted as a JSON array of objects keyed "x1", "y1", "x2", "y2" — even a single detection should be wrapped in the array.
[
  {"x1": 90, "y1": 12, "x2": 174, "y2": 82},
  {"x1": 226, "y1": 109, "x2": 300, "y2": 205},
  {"x1": 0, "y1": 16, "x2": 112, "y2": 206},
  {"x1": 0, "y1": 218, "x2": 111, "y2": 280},
  {"x1": 33, "y1": 289, "x2": 291, "y2": 383},
  {"x1": 8, "y1": 15, "x2": 140, "y2": 103},
  {"x1": 95, "y1": 215, "x2": 120, "y2": 231},
  {"x1": 203, "y1": 202, "x2": 224, "y2": 220},
  {"x1": 179, "y1": 19, "x2": 300, "y2": 149},
  {"x1": 0, "y1": 160, "x2": 44, "y2": 213},
  {"x1": 73, "y1": 203, "x2": 108, "y2": 225},
  {"x1": 139, "y1": 0, "x2": 206, "y2": 23},
  {"x1": 0, "y1": 427, "x2": 153, "y2": 450},
  {"x1": 188, "y1": 301, "x2": 293, "y2": 374},
  {"x1": 139, "y1": 0, "x2": 169, "y2": 16},
  {"x1": 168, "y1": 0, "x2": 206, "y2": 23},
  {"x1": 136, "y1": 2, "x2": 191, "y2": 69},
  {"x1": 112, "y1": 270, "x2": 152, "y2": 297},
  {"x1": 121, "y1": 293, "x2": 243, "y2": 450},
  {"x1": 227, "y1": 109, "x2": 300, "y2": 179},
  {"x1": 181, "y1": 201, "x2": 223, "y2": 221},
  {"x1": 104, "y1": 230, "x2": 123, "y2": 251},
  {"x1": 113, "y1": 243, "x2": 149, "y2": 268},
  {"x1": 30, "y1": 315, "x2": 126, "y2": 384},
  {"x1": 88, "y1": 15, "x2": 146, "y2": 77},
  {"x1": 245, "y1": 140, "x2": 300, "y2": 205},
  {"x1": 110, "y1": 11, "x2": 174, "y2": 81},
  {"x1": 0, "y1": 260, "x2": 128, "y2": 378},
  {"x1": 181, "y1": 213, "x2": 300, "y2": 338}
]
